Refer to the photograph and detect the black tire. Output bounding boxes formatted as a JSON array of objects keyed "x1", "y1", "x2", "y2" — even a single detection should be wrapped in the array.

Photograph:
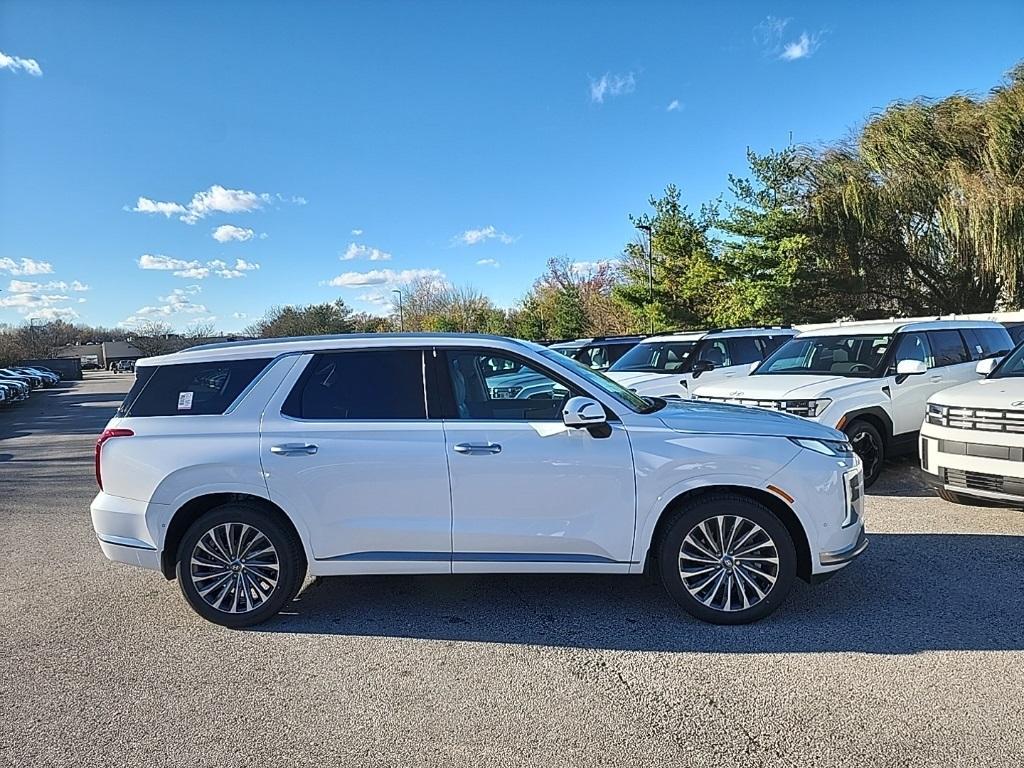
[
  {"x1": 658, "y1": 493, "x2": 797, "y2": 625},
  {"x1": 844, "y1": 419, "x2": 885, "y2": 487},
  {"x1": 176, "y1": 503, "x2": 306, "y2": 628}
]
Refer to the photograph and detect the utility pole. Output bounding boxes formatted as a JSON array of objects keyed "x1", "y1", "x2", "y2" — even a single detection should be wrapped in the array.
[
  {"x1": 635, "y1": 223, "x2": 654, "y2": 335},
  {"x1": 392, "y1": 289, "x2": 405, "y2": 331}
]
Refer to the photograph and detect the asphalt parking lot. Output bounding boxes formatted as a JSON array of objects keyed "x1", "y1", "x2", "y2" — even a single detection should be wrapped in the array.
[{"x1": 2, "y1": 373, "x2": 1023, "y2": 767}]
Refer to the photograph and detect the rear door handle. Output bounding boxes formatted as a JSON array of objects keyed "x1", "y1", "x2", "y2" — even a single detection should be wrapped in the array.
[
  {"x1": 270, "y1": 443, "x2": 319, "y2": 456},
  {"x1": 453, "y1": 442, "x2": 502, "y2": 455}
]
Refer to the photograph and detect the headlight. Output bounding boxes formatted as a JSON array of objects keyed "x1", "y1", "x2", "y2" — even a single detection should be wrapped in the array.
[
  {"x1": 788, "y1": 437, "x2": 853, "y2": 456},
  {"x1": 779, "y1": 398, "x2": 832, "y2": 418}
]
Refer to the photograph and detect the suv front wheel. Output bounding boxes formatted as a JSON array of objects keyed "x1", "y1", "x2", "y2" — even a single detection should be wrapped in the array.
[
  {"x1": 176, "y1": 503, "x2": 306, "y2": 628},
  {"x1": 658, "y1": 494, "x2": 797, "y2": 625},
  {"x1": 844, "y1": 419, "x2": 884, "y2": 487}
]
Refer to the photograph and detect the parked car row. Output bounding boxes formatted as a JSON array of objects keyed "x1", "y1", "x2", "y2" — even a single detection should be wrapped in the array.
[{"x1": 0, "y1": 365, "x2": 61, "y2": 407}]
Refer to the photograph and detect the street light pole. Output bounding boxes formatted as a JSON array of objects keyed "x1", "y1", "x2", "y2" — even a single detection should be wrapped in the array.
[
  {"x1": 392, "y1": 289, "x2": 404, "y2": 331},
  {"x1": 635, "y1": 223, "x2": 654, "y2": 335}
]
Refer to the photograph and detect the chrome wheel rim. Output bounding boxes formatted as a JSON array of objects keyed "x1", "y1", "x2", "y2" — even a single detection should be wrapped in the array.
[
  {"x1": 190, "y1": 523, "x2": 279, "y2": 614},
  {"x1": 678, "y1": 515, "x2": 779, "y2": 612}
]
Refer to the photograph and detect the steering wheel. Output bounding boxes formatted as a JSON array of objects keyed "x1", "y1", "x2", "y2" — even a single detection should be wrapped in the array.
[{"x1": 848, "y1": 362, "x2": 873, "y2": 373}]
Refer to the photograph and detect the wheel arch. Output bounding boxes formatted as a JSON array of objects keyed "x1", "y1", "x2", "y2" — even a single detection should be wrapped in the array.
[
  {"x1": 159, "y1": 493, "x2": 305, "y2": 579},
  {"x1": 839, "y1": 407, "x2": 893, "y2": 449},
  {"x1": 645, "y1": 485, "x2": 813, "y2": 583}
]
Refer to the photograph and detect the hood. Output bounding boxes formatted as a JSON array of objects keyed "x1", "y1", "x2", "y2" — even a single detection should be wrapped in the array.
[
  {"x1": 929, "y1": 377, "x2": 1024, "y2": 409},
  {"x1": 693, "y1": 373, "x2": 869, "y2": 401},
  {"x1": 655, "y1": 398, "x2": 846, "y2": 440}
]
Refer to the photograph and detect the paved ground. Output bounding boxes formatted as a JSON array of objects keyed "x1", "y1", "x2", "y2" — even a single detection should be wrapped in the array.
[{"x1": 2, "y1": 373, "x2": 1023, "y2": 767}]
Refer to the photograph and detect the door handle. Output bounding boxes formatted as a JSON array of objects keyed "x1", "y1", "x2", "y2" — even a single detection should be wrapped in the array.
[
  {"x1": 270, "y1": 443, "x2": 319, "y2": 456},
  {"x1": 930, "y1": 375, "x2": 943, "y2": 383},
  {"x1": 453, "y1": 442, "x2": 502, "y2": 455}
]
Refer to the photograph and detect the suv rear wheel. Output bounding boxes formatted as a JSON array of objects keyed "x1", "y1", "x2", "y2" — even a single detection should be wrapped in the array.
[
  {"x1": 844, "y1": 419, "x2": 884, "y2": 487},
  {"x1": 176, "y1": 503, "x2": 306, "y2": 628},
  {"x1": 658, "y1": 494, "x2": 797, "y2": 625}
]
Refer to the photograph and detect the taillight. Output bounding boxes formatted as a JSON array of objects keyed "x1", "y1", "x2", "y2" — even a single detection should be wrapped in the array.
[{"x1": 95, "y1": 428, "x2": 133, "y2": 490}]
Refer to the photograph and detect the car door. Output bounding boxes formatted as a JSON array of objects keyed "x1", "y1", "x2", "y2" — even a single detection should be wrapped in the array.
[
  {"x1": 435, "y1": 348, "x2": 637, "y2": 571},
  {"x1": 259, "y1": 348, "x2": 453, "y2": 573},
  {"x1": 889, "y1": 332, "x2": 944, "y2": 437}
]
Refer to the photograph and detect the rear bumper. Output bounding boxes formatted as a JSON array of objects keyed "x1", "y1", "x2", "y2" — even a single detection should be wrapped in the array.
[{"x1": 91, "y1": 492, "x2": 163, "y2": 571}]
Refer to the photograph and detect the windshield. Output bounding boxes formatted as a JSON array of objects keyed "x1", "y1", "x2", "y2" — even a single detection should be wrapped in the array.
[
  {"x1": 990, "y1": 343, "x2": 1024, "y2": 378},
  {"x1": 758, "y1": 334, "x2": 893, "y2": 378},
  {"x1": 609, "y1": 341, "x2": 697, "y2": 373},
  {"x1": 537, "y1": 348, "x2": 653, "y2": 413}
]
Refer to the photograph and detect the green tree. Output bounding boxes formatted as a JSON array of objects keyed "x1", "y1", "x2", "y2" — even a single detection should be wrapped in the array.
[{"x1": 246, "y1": 299, "x2": 355, "y2": 337}]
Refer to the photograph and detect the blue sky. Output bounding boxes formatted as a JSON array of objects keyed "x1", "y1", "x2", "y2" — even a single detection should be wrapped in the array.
[{"x1": 2, "y1": 1, "x2": 1023, "y2": 331}]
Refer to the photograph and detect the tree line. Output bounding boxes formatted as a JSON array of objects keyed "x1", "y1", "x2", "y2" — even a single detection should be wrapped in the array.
[{"x1": 3, "y1": 61, "x2": 1022, "y2": 364}]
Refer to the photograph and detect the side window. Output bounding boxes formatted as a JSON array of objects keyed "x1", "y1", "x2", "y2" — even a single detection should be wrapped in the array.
[
  {"x1": 891, "y1": 332, "x2": 933, "y2": 370},
  {"x1": 282, "y1": 350, "x2": 426, "y2": 420},
  {"x1": 726, "y1": 336, "x2": 762, "y2": 366},
  {"x1": 605, "y1": 343, "x2": 636, "y2": 366},
  {"x1": 974, "y1": 327, "x2": 1013, "y2": 358},
  {"x1": 579, "y1": 345, "x2": 610, "y2": 370},
  {"x1": 443, "y1": 351, "x2": 572, "y2": 421},
  {"x1": 124, "y1": 358, "x2": 272, "y2": 417},
  {"x1": 696, "y1": 340, "x2": 732, "y2": 367},
  {"x1": 927, "y1": 330, "x2": 971, "y2": 367}
]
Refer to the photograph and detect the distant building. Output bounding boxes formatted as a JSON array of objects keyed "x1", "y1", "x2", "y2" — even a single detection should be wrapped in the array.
[{"x1": 56, "y1": 341, "x2": 145, "y2": 370}]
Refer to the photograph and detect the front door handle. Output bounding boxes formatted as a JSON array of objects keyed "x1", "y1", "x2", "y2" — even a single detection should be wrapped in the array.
[
  {"x1": 930, "y1": 375, "x2": 943, "y2": 383},
  {"x1": 270, "y1": 443, "x2": 319, "y2": 456},
  {"x1": 453, "y1": 442, "x2": 502, "y2": 455}
]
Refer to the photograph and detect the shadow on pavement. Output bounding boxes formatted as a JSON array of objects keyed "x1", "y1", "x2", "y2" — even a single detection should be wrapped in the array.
[{"x1": 257, "y1": 532, "x2": 1024, "y2": 653}]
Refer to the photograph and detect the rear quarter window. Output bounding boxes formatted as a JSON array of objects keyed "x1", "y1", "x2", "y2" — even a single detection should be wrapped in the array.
[{"x1": 122, "y1": 358, "x2": 272, "y2": 417}]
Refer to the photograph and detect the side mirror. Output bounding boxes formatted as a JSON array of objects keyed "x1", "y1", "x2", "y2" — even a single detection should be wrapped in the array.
[
  {"x1": 895, "y1": 359, "x2": 927, "y2": 383},
  {"x1": 976, "y1": 357, "x2": 1000, "y2": 376},
  {"x1": 691, "y1": 360, "x2": 715, "y2": 378},
  {"x1": 562, "y1": 396, "x2": 607, "y2": 428}
]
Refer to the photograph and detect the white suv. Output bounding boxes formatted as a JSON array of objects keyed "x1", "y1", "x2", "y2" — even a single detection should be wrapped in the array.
[
  {"x1": 91, "y1": 333, "x2": 866, "y2": 627},
  {"x1": 605, "y1": 327, "x2": 796, "y2": 399},
  {"x1": 920, "y1": 341, "x2": 1024, "y2": 506},
  {"x1": 693, "y1": 319, "x2": 1012, "y2": 486}
]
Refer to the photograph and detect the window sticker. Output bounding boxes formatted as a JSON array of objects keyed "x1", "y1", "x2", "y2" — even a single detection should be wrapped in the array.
[{"x1": 177, "y1": 391, "x2": 194, "y2": 410}]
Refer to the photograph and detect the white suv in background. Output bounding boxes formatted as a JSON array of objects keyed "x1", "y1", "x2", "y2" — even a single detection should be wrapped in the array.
[
  {"x1": 605, "y1": 327, "x2": 796, "y2": 399},
  {"x1": 693, "y1": 319, "x2": 1012, "y2": 486},
  {"x1": 920, "y1": 341, "x2": 1024, "y2": 506},
  {"x1": 91, "y1": 333, "x2": 866, "y2": 628}
]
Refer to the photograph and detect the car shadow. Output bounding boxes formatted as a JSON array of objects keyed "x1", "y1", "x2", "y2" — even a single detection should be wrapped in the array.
[
  {"x1": 870, "y1": 455, "x2": 933, "y2": 497},
  {"x1": 253, "y1": 532, "x2": 1024, "y2": 653}
]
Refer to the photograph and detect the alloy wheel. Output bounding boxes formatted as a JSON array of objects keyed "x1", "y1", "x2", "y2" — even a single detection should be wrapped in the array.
[
  {"x1": 678, "y1": 515, "x2": 780, "y2": 612},
  {"x1": 189, "y1": 523, "x2": 280, "y2": 614}
]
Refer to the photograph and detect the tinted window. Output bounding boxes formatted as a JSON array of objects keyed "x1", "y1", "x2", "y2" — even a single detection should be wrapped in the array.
[
  {"x1": 283, "y1": 350, "x2": 426, "y2": 420},
  {"x1": 756, "y1": 334, "x2": 791, "y2": 358},
  {"x1": 125, "y1": 359, "x2": 271, "y2": 417},
  {"x1": 726, "y1": 337, "x2": 761, "y2": 366},
  {"x1": 927, "y1": 331, "x2": 970, "y2": 367},
  {"x1": 1007, "y1": 324, "x2": 1024, "y2": 345},
  {"x1": 891, "y1": 332, "x2": 933, "y2": 370},
  {"x1": 962, "y1": 327, "x2": 1013, "y2": 360},
  {"x1": 696, "y1": 340, "x2": 732, "y2": 367},
  {"x1": 443, "y1": 351, "x2": 571, "y2": 420},
  {"x1": 608, "y1": 341, "x2": 696, "y2": 373}
]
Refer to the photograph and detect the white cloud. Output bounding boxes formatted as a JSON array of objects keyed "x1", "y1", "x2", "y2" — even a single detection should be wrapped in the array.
[
  {"x1": 756, "y1": 16, "x2": 821, "y2": 61},
  {"x1": 341, "y1": 242, "x2": 393, "y2": 261},
  {"x1": 357, "y1": 290, "x2": 393, "y2": 307},
  {"x1": 232, "y1": 312, "x2": 248, "y2": 320},
  {"x1": 455, "y1": 225, "x2": 515, "y2": 246},
  {"x1": 138, "y1": 254, "x2": 200, "y2": 271},
  {"x1": 137, "y1": 254, "x2": 259, "y2": 279},
  {"x1": 8, "y1": 279, "x2": 66, "y2": 293},
  {"x1": 589, "y1": 72, "x2": 636, "y2": 104},
  {"x1": 351, "y1": 228, "x2": 363, "y2": 236},
  {"x1": 128, "y1": 184, "x2": 303, "y2": 225},
  {"x1": 0, "y1": 282, "x2": 77, "y2": 319},
  {"x1": 476, "y1": 258, "x2": 500, "y2": 268},
  {"x1": 324, "y1": 268, "x2": 445, "y2": 288},
  {"x1": 71, "y1": 280, "x2": 90, "y2": 291},
  {"x1": 781, "y1": 32, "x2": 819, "y2": 61},
  {"x1": 0, "y1": 50, "x2": 42, "y2": 77},
  {"x1": 0, "y1": 257, "x2": 54, "y2": 276},
  {"x1": 123, "y1": 289, "x2": 209, "y2": 325},
  {"x1": 129, "y1": 197, "x2": 188, "y2": 218},
  {"x1": 570, "y1": 260, "x2": 615, "y2": 275},
  {"x1": 667, "y1": 99, "x2": 682, "y2": 112},
  {"x1": 212, "y1": 224, "x2": 255, "y2": 242}
]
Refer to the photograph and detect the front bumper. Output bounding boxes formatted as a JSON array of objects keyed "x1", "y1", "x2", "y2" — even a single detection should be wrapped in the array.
[
  {"x1": 919, "y1": 429, "x2": 1024, "y2": 506},
  {"x1": 819, "y1": 527, "x2": 868, "y2": 566}
]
